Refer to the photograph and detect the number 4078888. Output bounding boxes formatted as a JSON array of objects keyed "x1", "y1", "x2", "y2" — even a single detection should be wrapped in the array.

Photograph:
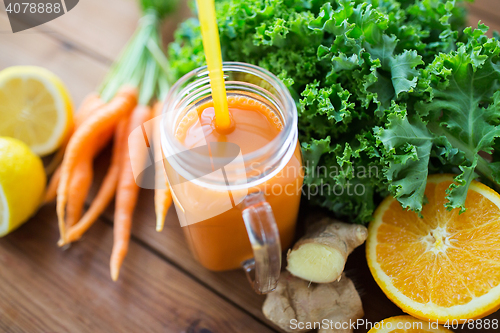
[
  {"x1": 443, "y1": 319, "x2": 498, "y2": 330},
  {"x1": 5, "y1": 2, "x2": 62, "y2": 14}
]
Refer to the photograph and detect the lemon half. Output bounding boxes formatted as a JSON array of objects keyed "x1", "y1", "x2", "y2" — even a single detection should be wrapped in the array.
[
  {"x1": 0, "y1": 137, "x2": 46, "y2": 237},
  {"x1": 0, "y1": 66, "x2": 73, "y2": 156}
]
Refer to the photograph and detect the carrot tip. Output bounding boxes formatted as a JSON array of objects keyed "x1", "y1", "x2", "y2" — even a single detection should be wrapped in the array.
[
  {"x1": 43, "y1": 190, "x2": 56, "y2": 204},
  {"x1": 155, "y1": 215, "x2": 165, "y2": 232},
  {"x1": 58, "y1": 239, "x2": 71, "y2": 249},
  {"x1": 111, "y1": 266, "x2": 120, "y2": 281}
]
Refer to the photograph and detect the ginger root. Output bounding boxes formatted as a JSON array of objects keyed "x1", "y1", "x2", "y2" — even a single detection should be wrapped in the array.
[
  {"x1": 286, "y1": 218, "x2": 367, "y2": 283},
  {"x1": 262, "y1": 272, "x2": 363, "y2": 333}
]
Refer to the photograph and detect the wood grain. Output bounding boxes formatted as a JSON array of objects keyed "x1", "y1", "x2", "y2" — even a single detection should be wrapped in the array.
[
  {"x1": 80, "y1": 149, "x2": 272, "y2": 325},
  {"x1": 468, "y1": 2, "x2": 500, "y2": 35},
  {"x1": 0, "y1": 7, "x2": 274, "y2": 320},
  {"x1": 0, "y1": 5, "x2": 274, "y2": 332},
  {"x1": 2, "y1": 2, "x2": 272, "y2": 326},
  {"x1": 39, "y1": 0, "x2": 139, "y2": 62},
  {"x1": 0, "y1": 14, "x2": 106, "y2": 104},
  {"x1": 0, "y1": 205, "x2": 275, "y2": 333},
  {"x1": 1, "y1": 1, "x2": 500, "y2": 332},
  {"x1": 469, "y1": 0, "x2": 500, "y2": 31},
  {"x1": 112, "y1": 185, "x2": 270, "y2": 322},
  {"x1": 2, "y1": 0, "x2": 192, "y2": 63}
]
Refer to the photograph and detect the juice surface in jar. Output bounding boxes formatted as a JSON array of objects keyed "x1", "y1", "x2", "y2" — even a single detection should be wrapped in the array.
[{"x1": 165, "y1": 93, "x2": 303, "y2": 271}]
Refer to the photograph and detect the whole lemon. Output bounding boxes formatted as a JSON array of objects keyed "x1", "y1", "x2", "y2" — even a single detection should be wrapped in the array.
[{"x1": 0, "y1": 137, "x2": 46, "y2": 237}]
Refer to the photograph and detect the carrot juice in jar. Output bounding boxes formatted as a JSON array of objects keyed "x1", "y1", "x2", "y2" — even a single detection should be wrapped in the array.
[{"x1": 161, "y1": 63, "x2": 303, "y2": 293}]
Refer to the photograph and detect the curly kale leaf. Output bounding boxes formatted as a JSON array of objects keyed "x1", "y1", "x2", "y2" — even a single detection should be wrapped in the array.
[
  {"x1": 168, "y1": 0, "x2": 480, "y2": 223},
  {"x1": 417, "y1": 26, "x2": 500, "y2": 210},
  {"x1": 375, "y1": 104, "x2": 436, "y2": 213}
]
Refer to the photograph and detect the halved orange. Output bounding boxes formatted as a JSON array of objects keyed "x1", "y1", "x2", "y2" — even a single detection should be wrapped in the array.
[
  {"x1": 367, "y1": 174, "x2": 500, "y2": 323},
  {"x1": 367, "y1": 315, "x2": 453, "y2": 333}
]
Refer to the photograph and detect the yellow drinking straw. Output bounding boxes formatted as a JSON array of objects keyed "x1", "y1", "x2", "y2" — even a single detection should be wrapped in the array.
[{"x1": 196, "y1": 0, "x2": 231, "y2": 130}]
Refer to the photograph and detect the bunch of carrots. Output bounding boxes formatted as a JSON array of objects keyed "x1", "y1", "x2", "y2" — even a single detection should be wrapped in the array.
[{"x1": 44, "y1": 7, "x2": 174, "y2": 281}]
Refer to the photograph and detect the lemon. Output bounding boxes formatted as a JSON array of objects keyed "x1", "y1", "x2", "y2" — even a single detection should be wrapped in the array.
[
  {"x1": 0, "y1": 66, "x2": 73, "y2": 156},
  {"x1": 0, "y1": 137, "x2": 46, "y2": 237}
]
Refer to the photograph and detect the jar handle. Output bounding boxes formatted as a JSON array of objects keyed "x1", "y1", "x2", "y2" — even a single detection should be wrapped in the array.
[{"x1": 240, "y1": 191, "x2": 281, "y2": 294}]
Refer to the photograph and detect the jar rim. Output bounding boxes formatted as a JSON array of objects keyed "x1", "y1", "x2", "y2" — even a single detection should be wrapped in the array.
[{"x1": 160, "y1": 62, "x2": 298, "y2": 190}]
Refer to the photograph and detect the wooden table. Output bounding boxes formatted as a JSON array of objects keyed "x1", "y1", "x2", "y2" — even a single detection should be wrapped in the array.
[{"x1": 0, "y1": 1, "x2": 499, "y2": 332}]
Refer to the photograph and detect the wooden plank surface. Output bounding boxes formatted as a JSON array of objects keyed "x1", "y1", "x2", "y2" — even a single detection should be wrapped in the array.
[
  {"x1": 1, "y1": 0, "x2": 272, "y2": 326},
  {"x1": 468, "y1": 2, "x2": 500, "y2": 35},
  {"x1": 77, "y1": 153, "x2": 268, "y2": 323},
  {"x1": 0, "y1": 2, "x2": 273, "y2": 331},
  {"x1": 22, "y1": 0, "x2": 191, "y2": 63},
  {"x1": 1, "y1": 0, "x2": 500, "y2": 332},
  {"x1": 0, "y1": 14, "x2": 107, "y2": 105},
  {"x1": 0, "y1": 205, "x2": 274, "y2": 333},
  {"x1": 42, "y1": 0, "x2": 139, "y2": 61},
  {"x1": 468, "y1": 0, "x2": 500, "y2": 25}
]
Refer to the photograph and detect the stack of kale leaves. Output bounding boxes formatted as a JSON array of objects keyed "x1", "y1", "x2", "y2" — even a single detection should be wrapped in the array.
[{"x1": 169, "y1": 0, "x2": 500, "y2": 223}]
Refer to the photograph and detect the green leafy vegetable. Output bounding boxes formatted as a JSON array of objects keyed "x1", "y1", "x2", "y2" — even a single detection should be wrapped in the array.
[
  {"x1": 417, "y1": 24, "x2": 500, "y2": 210},
  {"x1": 375, "y1": 105, "x2": 433, "y2": 212},
  {"x1": 139, "y1": 0, "x2": 179, "y2": 20},
  {"x1": 100, "y1": 2, "x2": 175, "y2": 104},
  {"x1": 169, "y1": 0, "x2": 500, "y2": 223}
]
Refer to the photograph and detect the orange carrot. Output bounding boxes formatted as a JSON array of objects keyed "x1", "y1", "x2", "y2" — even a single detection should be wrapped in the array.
[
  {"x1": 57, "y1": 87, "x2": 137, "y2": 244},
  {"x1": 74, "y1": 93, "x2": 103, "y2": 127},
  {"x1": 44, "y1": 167, "x2": 61, "y2": 204},
  {"x1": 65, "y1": 150, "x2": 93, "y2": 227},
  {"x1": 65, "y1": 126, "x2": 115, "y2": 227},
  {"x1": 110, "y1": 105, "x2": 152, "y2": 281},
  {"x1": 62, "y1": 117, "x2": 130, "y2": 246},
  {"x1": 44, "y1": 93, "x2": 105, "y2": 203},
  {"x1": 153, "y1": 101, "x2": 172, "y2": 232},
  {"x1": 44, "y1": 127, "x2": 114, "y2": 205},
  {"x1": 44, "y1": 142, "x2": 67, "y2": 176}
]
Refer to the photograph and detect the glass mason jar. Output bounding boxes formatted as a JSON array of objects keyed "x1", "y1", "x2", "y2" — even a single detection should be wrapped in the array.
[{"x1": 160, "y1": 62, "x2": 303, "y2": 294}]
